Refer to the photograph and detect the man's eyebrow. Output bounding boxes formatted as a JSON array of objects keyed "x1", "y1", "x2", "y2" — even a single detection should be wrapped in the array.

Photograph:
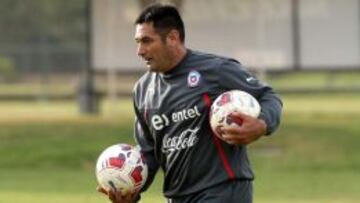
[{"x1": 135, "y1": 36, "x2": 152, "y2": 42}]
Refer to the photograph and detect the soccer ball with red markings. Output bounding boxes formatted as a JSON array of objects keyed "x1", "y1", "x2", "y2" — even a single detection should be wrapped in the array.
[
  {"x1": 95, "y1": 144, "x2": 148, "y2": 195},
  {"x1": 210, "y1": 90, "x2": 261, "y2": 139}
]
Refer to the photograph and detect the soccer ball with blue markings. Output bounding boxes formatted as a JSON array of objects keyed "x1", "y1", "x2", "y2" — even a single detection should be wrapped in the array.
[
  {"x1": 210, "y1": 90, "x2": 261, "y2": 139},
  {"x1": 95, "y1": 143, "x2": 148, "y2": 195}
]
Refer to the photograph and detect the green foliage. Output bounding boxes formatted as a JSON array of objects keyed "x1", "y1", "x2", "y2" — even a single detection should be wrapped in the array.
[
  {"x1": 0, "y1": 0, "x2": 87, "y2": 43},
  {"x1": 0, "y1": 56, "x2": 16, "y2": 81}
]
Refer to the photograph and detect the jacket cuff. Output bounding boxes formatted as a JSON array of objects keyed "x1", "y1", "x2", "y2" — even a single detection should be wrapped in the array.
[{"x1": 258, "y1": 112, "x2": 271, "y2": 136}]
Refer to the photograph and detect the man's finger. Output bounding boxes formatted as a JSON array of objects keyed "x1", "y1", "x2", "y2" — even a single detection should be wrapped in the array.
[
  {"x1": 96, "y1": 186, "x2": 108, "y2": 195},
  {"x1": 108, "y1": 190, "x2": 116, "y2": 202}
]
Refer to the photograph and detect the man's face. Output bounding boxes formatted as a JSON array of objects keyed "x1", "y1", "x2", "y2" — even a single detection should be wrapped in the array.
[{"x1": 135, "y1": 23, "x2": 173, "y2": 72}]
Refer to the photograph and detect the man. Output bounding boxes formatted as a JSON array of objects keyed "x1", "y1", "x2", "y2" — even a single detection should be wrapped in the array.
[{"x1": 99, "y1": 3, "x2": 282, "y2": 203}]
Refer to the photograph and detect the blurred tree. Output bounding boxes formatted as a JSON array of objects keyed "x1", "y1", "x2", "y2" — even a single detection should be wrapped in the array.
[
  {"x1": 0, "y1": 0, "x2": 88, "y2": 72},
  {"x1": 0, "y1": 0, "x2": 86, "y2": 45},
  {"x1": 0, "y1": 56, "x2": 16, "y2": 81}
]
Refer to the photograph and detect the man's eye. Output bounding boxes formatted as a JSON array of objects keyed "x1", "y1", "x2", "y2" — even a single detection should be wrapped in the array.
[{"x1": 142, "y1": 38, "x2": 151, "y2": 43}]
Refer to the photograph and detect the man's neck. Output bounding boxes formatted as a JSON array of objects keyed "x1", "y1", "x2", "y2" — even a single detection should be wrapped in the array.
[{"x1": 169, "y1": 45, "x2": 187, "y2": 69}]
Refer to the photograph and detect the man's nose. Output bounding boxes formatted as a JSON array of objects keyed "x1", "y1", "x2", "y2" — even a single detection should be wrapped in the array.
[{"x1": 137, "y1": 45, "x2": 145, "y2": 57}]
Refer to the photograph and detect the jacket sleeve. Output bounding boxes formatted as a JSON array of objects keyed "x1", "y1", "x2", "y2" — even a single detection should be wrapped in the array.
[
  {"x1": 133, "y1": 102, "x2": 160, "y2": 192},
  {"x1": 218, "y1": 59, "x2": 283, "y2": 135}
]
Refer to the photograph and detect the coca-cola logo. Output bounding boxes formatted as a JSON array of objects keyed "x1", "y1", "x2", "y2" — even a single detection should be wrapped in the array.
[{"x1": 162, "y1": 127, "x2": 199, "y2": 159}]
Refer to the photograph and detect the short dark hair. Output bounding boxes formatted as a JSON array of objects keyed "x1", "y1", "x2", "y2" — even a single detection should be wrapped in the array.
[{"x1": 135, "y1": 3, "x2": 185, "y2": 43}]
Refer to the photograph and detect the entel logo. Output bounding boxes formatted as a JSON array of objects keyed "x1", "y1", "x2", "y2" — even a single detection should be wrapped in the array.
[{"x1": 151, "y1": 106, "x2": 201, "y2": 131}]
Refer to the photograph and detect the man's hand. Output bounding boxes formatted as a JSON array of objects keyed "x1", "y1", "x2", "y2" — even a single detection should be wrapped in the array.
[
  {"x1": 97, "y1": 186, "x2": 139, "y2": 203},
  {"x1": 221, "y1": 112, "x2": 267, "y2": 145}
]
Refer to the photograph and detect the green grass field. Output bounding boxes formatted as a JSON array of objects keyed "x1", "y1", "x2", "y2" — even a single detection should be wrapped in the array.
[{"x1": 1, "y1": 94, "x2": 360, "y2": 203}]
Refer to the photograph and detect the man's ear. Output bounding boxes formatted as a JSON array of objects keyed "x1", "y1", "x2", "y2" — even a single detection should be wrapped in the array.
[{"x1": 167, "y1": 29, "x2": 180, "y2": 45}]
